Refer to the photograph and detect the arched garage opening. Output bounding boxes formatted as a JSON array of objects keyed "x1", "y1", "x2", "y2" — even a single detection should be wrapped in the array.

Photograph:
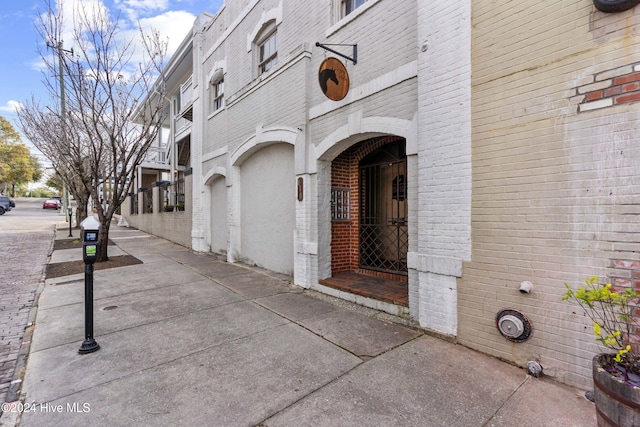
[
  {"x1": 208, "y1": 175, "x2": 227, "y2": 255},
  {"x1": 240, "y1": 143, "x2": 295, "y2": 274}
]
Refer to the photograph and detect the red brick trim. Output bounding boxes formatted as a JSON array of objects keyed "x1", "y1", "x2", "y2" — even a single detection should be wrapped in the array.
[
  {"x1": 577, "y1": 65, "x2": 640, "y2": 112},
  {"x1": 613, "y1": 72, "x2": 640, "y2": 86},
  {"x1": 356, "y1": 268, "x2": 408, "y2": 283}
]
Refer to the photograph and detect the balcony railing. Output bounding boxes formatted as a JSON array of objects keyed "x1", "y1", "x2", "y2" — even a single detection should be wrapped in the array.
[
  {"x1": 175, "y1": 76, "x2": 193, "y2": 133},
  {"x1": 179, "y1": 77, "x2": 193, "y2": 110},
  {"x1": 144, "y1": 146, "x2": 166, "y2": 164}
]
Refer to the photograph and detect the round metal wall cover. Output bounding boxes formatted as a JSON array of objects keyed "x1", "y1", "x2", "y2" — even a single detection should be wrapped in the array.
[{"x1": 496, "y1": 309, "x2": 533, "y2": 342}]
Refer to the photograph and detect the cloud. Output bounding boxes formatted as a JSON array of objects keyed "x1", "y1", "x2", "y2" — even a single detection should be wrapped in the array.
[
  {"x1": 57, "y1": 0, "x2": 111, "y2": 44},
  {"x1": 0, "y1": 100, "x2": 25, "y2": 113},
  {"x1": 28, "y1": 58, "x2": 48, "y2": 73},
  {"x1": 40, "y1": 1, "x2": 191, "y2": 74},
  {"x1": 114, "y1": 0, "x2": 169, "y2": 22},
  {"x1": 139, "y1": 10, "x2": 196, "y2": 55}
]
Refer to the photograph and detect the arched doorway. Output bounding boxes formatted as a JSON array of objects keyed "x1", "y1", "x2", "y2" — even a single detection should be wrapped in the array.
[{"x1": 321, "y1": 136, "x2": 408, "y2": 306}]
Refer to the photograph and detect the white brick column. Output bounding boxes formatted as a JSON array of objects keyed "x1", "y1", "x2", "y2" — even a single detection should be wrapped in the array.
[
  {"x1": 294, "y1": 172, "x2": 318, "y2": 288},
  {"x1": 411, "y1": 1, "x2": 472, "y2": 336},
  {"x1": 227, "y1": 165, "x2": 242, "y2": 263},
  {"x1": 190, "y1": 22, "x2": 208, "y2": 252},
  {"x1": 315, "y1": 160, "x2": 332, "y2": 281},
  {"x1": 294, "y1": 125, "x2": 316, "y2": 288}
]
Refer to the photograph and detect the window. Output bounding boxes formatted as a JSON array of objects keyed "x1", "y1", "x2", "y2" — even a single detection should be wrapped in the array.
[
  {"x1": 343, "y1": 0, "x2": 366, "y2": 16},
  {"x1": 258, "y1": 31, "x2": 277, "y2": 74},
  {"x1": 211, "y1": 78, "x2": 224, "y2": 111}
]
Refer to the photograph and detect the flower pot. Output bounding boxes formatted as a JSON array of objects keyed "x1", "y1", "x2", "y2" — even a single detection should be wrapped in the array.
[{"x1": 593, "y1": 354, "x2": 640, "y2": 427}]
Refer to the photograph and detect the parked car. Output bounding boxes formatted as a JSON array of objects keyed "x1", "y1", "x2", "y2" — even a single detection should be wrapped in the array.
[
  {"x1": 0, "y1": 196, "x2": 12, "y2": 215},
  {"x1": 43, "y1": 199, "x2": 61, "y2": 210}
]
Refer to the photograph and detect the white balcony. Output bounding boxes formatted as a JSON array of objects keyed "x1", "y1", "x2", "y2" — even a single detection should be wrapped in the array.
[{"x1": 140, "y1": 145, "x2": 171, "y2": 170}]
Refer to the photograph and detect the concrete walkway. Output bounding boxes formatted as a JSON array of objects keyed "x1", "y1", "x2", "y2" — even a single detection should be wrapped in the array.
[{"x1": 8, "y1": 222, "x2": 596, "y2": 426}]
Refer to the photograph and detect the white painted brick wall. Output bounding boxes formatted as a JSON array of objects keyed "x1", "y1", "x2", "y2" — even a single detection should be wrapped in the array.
[
  {"x1": 418, "y1": 272, "x2": 457, "y2": 336},
  {"x1": 123, "y1": 178, "x2": 193, "y2": 248},
  {"x1": 411, "y1": 2, "x2": 472, "y2": 335},
  {"x1": 416, "y1": 2, "x2": 472, "y2": 259}
]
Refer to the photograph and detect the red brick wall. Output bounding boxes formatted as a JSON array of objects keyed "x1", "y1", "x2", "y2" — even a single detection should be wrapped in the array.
[
  {"x1": 609, "y1": 259, "x2": 640, "y2": 353},
  {"x1": 330, "y1": 136, "x2": 405, "y2": 275},
  {"x1": 577, "y1": 68, "x2": 640, "y2": 113},
  {"x1": 331, "y1": 149, "x2": 358, "y2": 274}
]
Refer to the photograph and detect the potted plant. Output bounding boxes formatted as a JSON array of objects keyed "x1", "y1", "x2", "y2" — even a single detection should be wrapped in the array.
[{"x1": 563, "y1": 276, "x2": 640, "y2": 426}]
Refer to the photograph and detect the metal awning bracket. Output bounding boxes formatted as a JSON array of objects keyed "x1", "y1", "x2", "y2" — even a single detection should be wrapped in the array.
[{"x1": 315, "y1": 42, "x2": 357, "y2": 65}]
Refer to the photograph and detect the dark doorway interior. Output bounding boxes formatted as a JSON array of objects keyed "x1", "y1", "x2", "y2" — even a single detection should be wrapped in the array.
[{"x1": 326, "y1": 136, "x2": 408, "y2": 307}]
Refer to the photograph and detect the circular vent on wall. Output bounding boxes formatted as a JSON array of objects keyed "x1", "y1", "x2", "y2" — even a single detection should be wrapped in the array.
[{"x1": 496, "y1": 309, "x2": 533, "y2": 343}]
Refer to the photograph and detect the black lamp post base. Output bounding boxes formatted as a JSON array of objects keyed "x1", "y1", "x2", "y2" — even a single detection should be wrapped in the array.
[{"x1": 78, "y1": 339, "x2": 100, "y2": 354}]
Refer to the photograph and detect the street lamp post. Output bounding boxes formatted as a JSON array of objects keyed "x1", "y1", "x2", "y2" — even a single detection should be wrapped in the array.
[{"x1": 67, "y1": 206, "x2": 73, "y2": 237}]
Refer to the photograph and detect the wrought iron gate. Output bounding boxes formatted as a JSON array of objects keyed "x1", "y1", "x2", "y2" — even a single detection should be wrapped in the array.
[{"x1": 359, "y1": 150, "x2": 408, "y2": 275}]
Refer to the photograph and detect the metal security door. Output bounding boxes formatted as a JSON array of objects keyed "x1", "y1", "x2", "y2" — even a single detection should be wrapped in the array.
[{"x1": 359, "y1": 149, "x2": 408, "y2": 275}]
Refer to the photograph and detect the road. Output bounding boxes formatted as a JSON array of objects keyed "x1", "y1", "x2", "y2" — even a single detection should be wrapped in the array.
[{"x1": 0, "y1": 198, "x2": 62, "y2": 406}]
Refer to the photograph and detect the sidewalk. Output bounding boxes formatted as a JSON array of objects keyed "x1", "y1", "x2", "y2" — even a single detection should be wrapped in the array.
[{"x1": 9, "y1": 222, "x2": 596, "y2": 426}]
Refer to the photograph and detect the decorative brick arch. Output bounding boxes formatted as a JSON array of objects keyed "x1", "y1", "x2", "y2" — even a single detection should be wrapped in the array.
[
  {"x1": 246, "y1": 2, "x2": 283, "y2": 52},
  {"x1": 231, "y1": 126, "x2": 298, "y2": 166},
  {"x1": 315, "y1": 116, "x2": 416, "y2": 163},
  {"x1": 203, "y1": 167, "x2": 227, "y2": 186}
]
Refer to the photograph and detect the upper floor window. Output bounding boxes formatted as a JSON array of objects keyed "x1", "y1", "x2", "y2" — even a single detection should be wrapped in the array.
[
  {"x1": 207, "y1": 65, "x2": 225, "y2": 114},
  {"x1": 258, "y1": 30, "x2": 277, "y2": 75},
  {"x1": 343, "y1": 0, "x2": 366, "y2": 17},
  {"x1": 212, "y1": 79, "x2": 224, "y2": 111}
]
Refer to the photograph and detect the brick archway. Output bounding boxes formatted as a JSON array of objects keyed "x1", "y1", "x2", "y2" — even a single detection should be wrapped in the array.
[{"x1": 329, "y1": 135, "x2": 408, "y2": 284}]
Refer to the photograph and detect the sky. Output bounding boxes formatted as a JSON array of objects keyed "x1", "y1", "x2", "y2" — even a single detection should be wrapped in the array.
[{"x1": 0, "y1": 0, "x2": 223, "y2": 171}]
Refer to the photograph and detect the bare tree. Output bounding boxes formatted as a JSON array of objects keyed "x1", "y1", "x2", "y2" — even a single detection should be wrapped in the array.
[
  {"x1": 18, "y1": 105, "x2": 92, "y2": 224},
  {"x1": 18, "y1": 0, "x2": 166, "y2": 261}
]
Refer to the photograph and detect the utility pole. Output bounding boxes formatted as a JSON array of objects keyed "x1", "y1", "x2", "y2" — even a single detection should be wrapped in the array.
[{"x1": 47, "y1": 41, "x2": 73, "y2": 219}]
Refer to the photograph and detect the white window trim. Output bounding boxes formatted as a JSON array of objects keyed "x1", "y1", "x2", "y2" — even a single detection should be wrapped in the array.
[
  {"x1": 207, "y1": 59, "x2": 226, "y2": 116},
  {"x1": 327, "y1": 0, "x2": 381, "y2": 37},
  {"x1": 246, "y1": 1, "x2": 283, "y2": 52}
]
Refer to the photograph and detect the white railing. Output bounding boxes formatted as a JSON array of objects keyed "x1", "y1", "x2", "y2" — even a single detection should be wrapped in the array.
[
  {"x1": 144, "y1": 146, "x2": 167, "y2": 164},
  {"x1": 175, "y1": 115, "x2": 191, "y2": 133},
  {"x1": 175, "y1": 76, "x2": 193, "y2": 133},
  {"x1": 179, "y1": 76, "x2": 193, "y2": 110}
]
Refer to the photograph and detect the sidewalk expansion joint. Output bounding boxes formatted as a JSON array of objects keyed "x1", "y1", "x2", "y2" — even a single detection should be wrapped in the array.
[{"x1": 480, "y1": 374, "x2": 531, "y2": 427}]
